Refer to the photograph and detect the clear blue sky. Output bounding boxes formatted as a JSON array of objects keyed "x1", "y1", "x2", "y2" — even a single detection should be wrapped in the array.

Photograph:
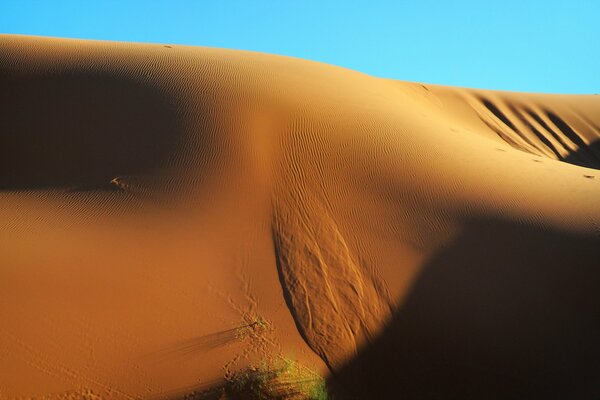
[{"x1": 1, "y1": 0, "x2": 598, "y2": 94}]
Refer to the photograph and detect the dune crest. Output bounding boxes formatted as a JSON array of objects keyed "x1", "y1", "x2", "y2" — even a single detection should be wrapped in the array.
[{"x1": 0, "y1": 35, "x2": 599, "y2": 399}]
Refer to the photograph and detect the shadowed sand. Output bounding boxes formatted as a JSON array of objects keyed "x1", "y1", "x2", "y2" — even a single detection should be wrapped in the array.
[{"x1": 0, "y1": 35, "x2": 599, "y2": 399}]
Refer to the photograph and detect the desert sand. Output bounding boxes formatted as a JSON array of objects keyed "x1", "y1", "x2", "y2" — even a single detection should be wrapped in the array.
[{"x1": 0, "y1": 35, "x2": 599, "y2": 399}]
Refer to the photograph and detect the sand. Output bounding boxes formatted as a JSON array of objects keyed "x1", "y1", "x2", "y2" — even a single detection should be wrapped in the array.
[{"x1": 0, "y1": 35, "x2": 599, "y2": 399}]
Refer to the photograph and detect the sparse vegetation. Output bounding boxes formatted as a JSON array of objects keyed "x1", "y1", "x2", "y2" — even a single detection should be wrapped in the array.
[
  {"x1": 177, "y1": 357, "x2": 328, "y2": 400},
  {"x1": 173, "y1": 316, "x2": 327, "y2": 400},
  {"x1": 236, "y1": 315, "x2": 271, "y2": 341},
  {"x1": 225, "y1": 357, "x2": 328, "y2": 400}
]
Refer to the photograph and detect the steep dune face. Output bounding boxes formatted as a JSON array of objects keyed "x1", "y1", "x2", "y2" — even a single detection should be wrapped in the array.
[
  {"x1": 272, "y1": 190, "x2": 393, "y2": 369},
  {"x1": 457, "y1": 90, "x2": 600, "y2": 167},
  {"x1": 0, "y1": 35, "x2": 599, "y2": 399}
]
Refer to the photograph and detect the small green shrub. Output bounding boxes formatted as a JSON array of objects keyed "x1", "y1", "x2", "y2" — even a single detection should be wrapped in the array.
[{"x1": 226, "y1": 357, "x2": 328, "y2": 400}]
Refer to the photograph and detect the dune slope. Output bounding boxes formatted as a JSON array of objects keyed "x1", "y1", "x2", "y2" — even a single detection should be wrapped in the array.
[{"x1": 0, "y1": 35, "x2": 599, "y2": 399}]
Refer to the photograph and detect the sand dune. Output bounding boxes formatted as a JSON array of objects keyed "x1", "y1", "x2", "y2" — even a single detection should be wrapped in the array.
[{"x1": 0, "y1": 35, "x2": 599, "y2": 399}]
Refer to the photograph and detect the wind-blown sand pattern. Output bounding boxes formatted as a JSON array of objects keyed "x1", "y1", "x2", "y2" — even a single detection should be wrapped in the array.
[
  {"x1": 0, "y1": 35, "x2": 599, "y2": 399},
  {"x1": 272, "y1": 192, "x2": 393, "y2": 369}
]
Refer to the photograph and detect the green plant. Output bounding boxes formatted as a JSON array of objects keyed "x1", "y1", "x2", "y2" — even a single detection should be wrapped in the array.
[{"x1": 225, "y1": 357, "x2": 328, "y2": 400}]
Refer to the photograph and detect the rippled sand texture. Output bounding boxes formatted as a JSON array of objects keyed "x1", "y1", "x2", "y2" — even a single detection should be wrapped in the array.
[{"x1": 1, "y1": 35, "x2": 599, "y2": 399}]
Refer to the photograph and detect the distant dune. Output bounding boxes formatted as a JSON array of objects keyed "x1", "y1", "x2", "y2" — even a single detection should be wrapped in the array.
[{"x1": 1, "y1": 35, "x2": 599, "y2": 399}]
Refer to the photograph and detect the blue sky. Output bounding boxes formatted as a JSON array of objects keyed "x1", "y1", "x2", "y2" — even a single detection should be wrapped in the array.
[{"x1": 1, "y1": 0, "x2": 598, "y2": 94}]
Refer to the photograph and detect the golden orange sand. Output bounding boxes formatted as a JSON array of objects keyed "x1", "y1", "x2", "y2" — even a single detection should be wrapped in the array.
[{"x1": 0, "y1": 35, "x2": 599, "y2": 399}]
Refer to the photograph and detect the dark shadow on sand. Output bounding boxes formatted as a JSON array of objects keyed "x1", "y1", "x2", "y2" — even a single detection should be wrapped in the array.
[
  {"x1": 0, "y1": 70, "x2": 183, "y2": 189},
  {"x1": 330, "y1": 219, "x2": 600, "y2": 399},
  {"x1": 563, "y1": 140, "x2": 600, "y2": 171},
  {"x1": 477, "y1": 96, "x2": 600, "y2": 170}
]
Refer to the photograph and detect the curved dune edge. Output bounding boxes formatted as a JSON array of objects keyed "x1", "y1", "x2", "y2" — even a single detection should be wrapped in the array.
[
  {"x1": 272, "y1": 191, "x2": 393, "y2": 370},
  {"x1": 0, "y1": 35, "x2": 599, "y2": 399}
]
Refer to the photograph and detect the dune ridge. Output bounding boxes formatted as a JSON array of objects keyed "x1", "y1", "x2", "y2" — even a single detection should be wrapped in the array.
[{"x1": 0, "y1": 35, "x2": 599, "y2": 399}]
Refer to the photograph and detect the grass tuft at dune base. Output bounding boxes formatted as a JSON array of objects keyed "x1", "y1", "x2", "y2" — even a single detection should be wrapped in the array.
[{"x1": 225, "y1": 358, "x2": 328, "y2": 400}]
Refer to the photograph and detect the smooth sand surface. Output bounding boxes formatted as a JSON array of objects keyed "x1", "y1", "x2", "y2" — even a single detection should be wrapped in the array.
[{"x1": 1, "y1": 35, "x2": 599, "y2": 399}]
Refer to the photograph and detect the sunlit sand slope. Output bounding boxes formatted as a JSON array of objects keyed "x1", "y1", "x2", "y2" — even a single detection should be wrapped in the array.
[{"x1": 0, "y1": 35, "x2": 599, "y2": 399}]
